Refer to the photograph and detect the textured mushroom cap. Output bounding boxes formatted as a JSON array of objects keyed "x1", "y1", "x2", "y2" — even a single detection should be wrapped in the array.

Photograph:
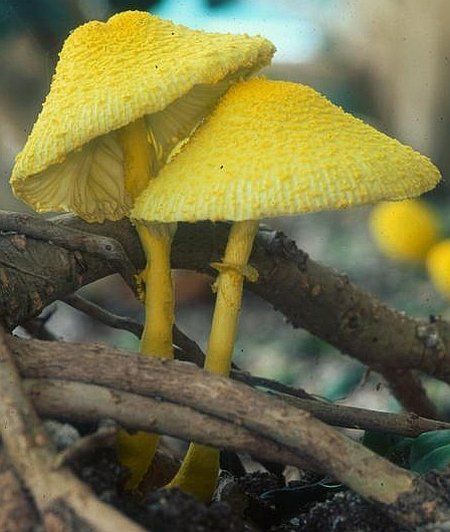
[
  {"x1": 426, "y1": 240, "x2": 450, "y2": 298},
  {"x1": 11, "y1": 11, "x2": 275, "y2": 222},
  {"x1": 132, "y1": 79, "x2": 441, "y2": 223},
  {"x1": 369, "y1": 200, "x2": 440, "y2": 262}
]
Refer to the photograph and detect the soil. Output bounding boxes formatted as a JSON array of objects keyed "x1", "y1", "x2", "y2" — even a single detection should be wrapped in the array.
[
  {"x1": 73, "y1": 446, "x2": 407, "y2": 531},
  {"x1": 3, "y1": 420, "x2": 439, "y2": 531}
]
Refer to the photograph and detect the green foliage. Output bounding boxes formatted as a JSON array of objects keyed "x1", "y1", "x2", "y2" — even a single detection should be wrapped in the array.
[
  {"x1": 363, "y1": 429, "x2": 450, "y2": 474},
  {"x1": 409, "y1": 430, "x2": 450, "y2": 474}
]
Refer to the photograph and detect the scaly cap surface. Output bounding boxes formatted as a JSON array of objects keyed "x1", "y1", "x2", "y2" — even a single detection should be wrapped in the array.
[
  {"x1": 132, "y1": 79, "x2": 441, "y2": 223},
  {"x1": 11, "y1": 11, "x2": 275, "y2": 221}
]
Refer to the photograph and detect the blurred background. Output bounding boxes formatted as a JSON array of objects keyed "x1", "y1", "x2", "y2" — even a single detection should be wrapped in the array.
[{"x1": 1, "y1": 0, "x2": 449, "y2": 417}]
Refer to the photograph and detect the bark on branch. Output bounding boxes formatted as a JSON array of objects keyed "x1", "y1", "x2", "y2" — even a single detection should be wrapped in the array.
[
  {"x1": 9, "y1": 335, "x2": 450, "y2": 529},
  {"x1": 0, "y1": 212, "x2": 446, "y2": 411},
  {"x1": 0, "y1": 327, "x2": 144, "y2": 531},
  {"x1": 0, "y1": 451, "x2": 38, "y2": 531},
  {"x1": 24, "y1": 378, "x2": 312, "y2": 472},
  {"x1": 28, "y1": 295, "x2": 448, "y2": 437},
  {"x1": 23, "y1": 374, "x2": 450, "y2": 453}
]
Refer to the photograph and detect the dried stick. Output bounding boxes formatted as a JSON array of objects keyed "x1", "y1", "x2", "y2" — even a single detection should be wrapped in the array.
[
  {"x1": 233, "y1": 371, "x2": 314, "y2": 400},
  {"x1": 0, "y1": 212, "x2": 445, "y2": 408},
  {"x1": 64, "y1": 294, "x2": 142, "y2": 337},
  {"x1": 63, "y1": 293, "x2": 313, "y2": 398},
  {"x1": 24, "y1": 371, "x2": 450, "y2": 449},
  {"x1": 379, "y1": 366, "x2": 437, "y2": 419},
  {"x1": 22, "y1": 297, "x2": 446, "y2": 436},
  {"x1": 0, "y1": 327, "x2": 144, "y2": 532},
  {"x1": 24, "y1": 378, "x2": 311, "y2": 472},
  {"x1": 63, "y1": 293, "x2": 205, "y2": 365},
  {"x1": 66, "y1": 295, "x2": 440, "y2": 431},
  {"x1": 0, "y1": 451, "x2": 38, "y2": 531},
  {"x1": 274, "y1": 394, "x2": 450, "y2": 436},
  {"x1": 0, "y1": 211, "x2": 136, "y2": 287},
  {"x1": 57, "y1": 298, "x2": 445, "y2": 436},
  {"x1": 60, "y1": 296, "x2": 438, "y2": 426},
  {"x1": 10, "y1": 336, "x2": 450, "y2": 528}
]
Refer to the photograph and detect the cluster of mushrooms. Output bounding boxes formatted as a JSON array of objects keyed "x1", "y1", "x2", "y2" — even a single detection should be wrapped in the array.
[{"x1": 10, "y1": 11, "x2": 441, "y2": 502}]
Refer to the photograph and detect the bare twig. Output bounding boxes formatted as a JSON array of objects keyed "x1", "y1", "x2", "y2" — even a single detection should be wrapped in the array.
[
  {"x1": 274, "y1": 393, "x2": 450, "y2": 437},
  {"x1": 24, "y1": 373, "x2": 450, "y2": 457},
  {"x1": 28, "y1": 292, "x2": 445, "y2": 436},
  {"x1": 0, "y1": 327, "x2": 144, "y2": 532},
  {"x1": 24, "y1": 378, "x2": 312, "y2": 472},
  {"x1": 379, "y1": 366, "x2": 438, "y2": 419},
  {"x1": 172, "y1": 326, "x2": 208, "y2": 368},
  {"x1": 64, "y1": 294, "x2": 142, "y2": 337},
  {"x1": 0, "y1": 211, "x2": 136, "y2": 287},
  {"x1": 233, "y1": 370, "x2": 314, "y2": 400},
  {"x1": 60, "y1": 294, "x2": 435, "y2": 423},
  {"x1": 63, "y1": 293, "x2": 207, "y2": 367},
  {"x1": 10, "y1": 336, "x2": 450, "y2": 528}
]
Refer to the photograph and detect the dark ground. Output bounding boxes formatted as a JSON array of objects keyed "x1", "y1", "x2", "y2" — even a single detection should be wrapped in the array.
[{"x1": 47, "y1": 420, "x2": 416, "y2": 532}]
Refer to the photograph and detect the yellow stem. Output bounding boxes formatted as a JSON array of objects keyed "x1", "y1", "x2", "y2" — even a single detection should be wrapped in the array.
[
  {"x1": 116, "y1": 118, "x2": 175, "y2": 490},
  {"x1": 137, "y1": 223, "x2": 176, "y2": 358},
  {"x1": 117, "y1": 118, "x2": 154, "y2": 201},
  {"x1": 205, "y1": 220, "x2": 259, "y2": 375},
  {"x1": 168, "y1": 220, "x2": 259, "y2": 501}
]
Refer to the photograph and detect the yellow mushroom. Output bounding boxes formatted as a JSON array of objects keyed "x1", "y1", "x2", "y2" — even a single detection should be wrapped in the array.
[
  {"x1": 369, "y1": 200, "x2": 440, "y2": 262},
  {"x1": 131, "y1": 78, "x2": 441, "y2": 501},
  {"x1": 426, "y1": 240, "x2": 450, "y2": 298},
  {"x1": 10, "y1": 11, "x2": 275, "y2": 490}
]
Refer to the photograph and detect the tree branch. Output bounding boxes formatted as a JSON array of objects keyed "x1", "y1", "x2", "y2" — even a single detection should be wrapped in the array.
[
  {"x1": 0, "y1": 327, "x2": 144, "y2": 531},
  {"x1": 64, "y1": 294, "x2": 142, "y2": 337},
  {"x1": 0, "y1": 212, "x2": 446, "y2": 406},
  {"x1": 269, "y1": 393, "x2": 450, "y2": 437},
  {"x1": 63, "y1": 293, "x2": 206, "y2": 366},
  {"x1": 9, "y1": 335, "x2": 450, "y2": 528},
  {"x1": 54, "y1": 296, "x2": 445, "y2": 435},
  {"x1": 0, "y1": 211, "x2": 136, "y2": 287},
  {"x1": 0, "y1": 450, "x2": 38, "y2": 531},
  {"x1": 378, "y1": 366, "x2": 437, "y2": 419},
  {"x1": 24, "y1": 378, "x2": 312, "y2": 472}
]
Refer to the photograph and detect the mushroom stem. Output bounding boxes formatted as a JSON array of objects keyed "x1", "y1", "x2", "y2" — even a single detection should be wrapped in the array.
[
  {"x1": 116, "y1": 118, "x2": 175, "y2": 490},
  {"x1": 118, "y1": 118, "x2": 155, "y2": 200},
  {"x1": 137, "y1": 223, "x2": 176, "y2": 358},
  {"x1": 206, "y1": 219, "x2": 260, "y2": 375},
  {"x1": 168, "y1": 219, "x2": 259, "y2": 501}
]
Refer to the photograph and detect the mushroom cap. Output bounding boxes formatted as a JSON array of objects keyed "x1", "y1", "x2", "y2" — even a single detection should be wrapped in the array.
[
  {"x1": 131, "y1": 79, "x2": 441, "y2": 224},
  {"x1": 369, "y1": 200, "x2": 440, "y2": 263},
  {"x1": 11, "y1": 11, "x2": 275, "y2": 222},
  {"x1": 426, "y1": 240, "x2": 450, "y2": 298}
]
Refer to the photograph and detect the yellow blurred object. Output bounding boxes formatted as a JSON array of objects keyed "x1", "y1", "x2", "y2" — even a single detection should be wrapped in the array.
[
  {"x1": 426, "y1": 240, "x2": 450, "y2": 298},
  {"x1": 370, "y1": 200, "x2": 440, "y2": 262},
  {"x1": 116, "y1": 430, "x2": 160, "y2": 489},
  {"x1": 10, "y1": 10, "x2": 275, "y2": 222}
]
